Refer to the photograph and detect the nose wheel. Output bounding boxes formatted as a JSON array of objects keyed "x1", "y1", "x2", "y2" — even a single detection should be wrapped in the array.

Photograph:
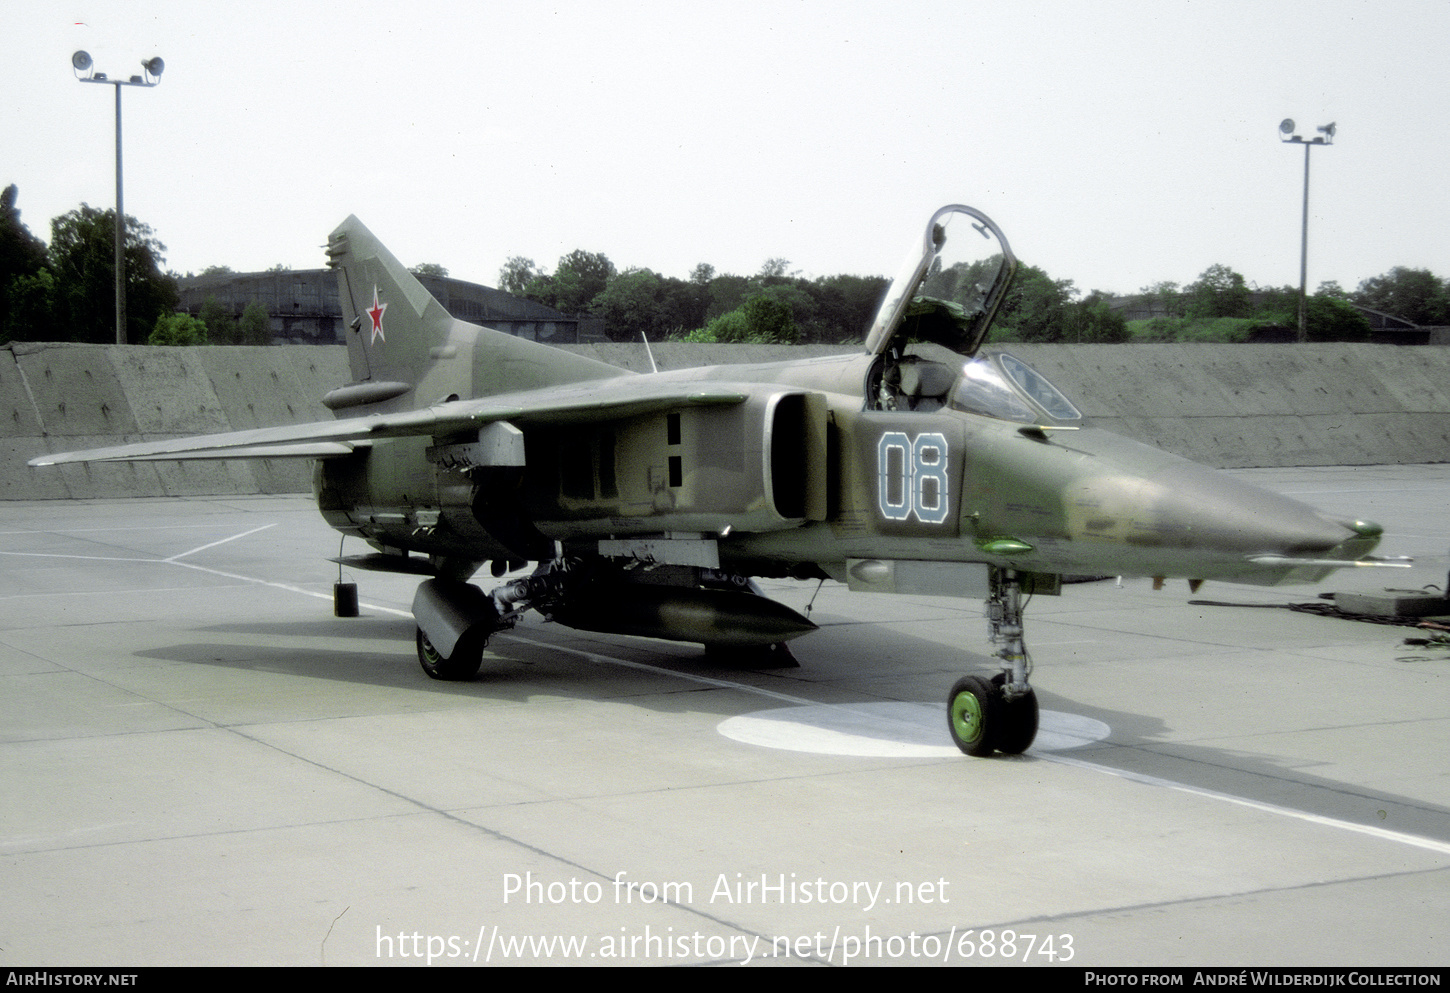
[
  {"x1": 989, "y1": 673, "x2": 1039, "y2": 754},
  {"x1": 947, "y1": 674, "x2": 1038, "y2": 756},
  {"x1": 947, "y1": 675, "x2": 998, "y2": 756}
]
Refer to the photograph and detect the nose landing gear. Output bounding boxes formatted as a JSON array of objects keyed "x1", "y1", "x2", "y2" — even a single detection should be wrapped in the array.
[{"x1": 947, "y1": 570, "x2": 1039, "y2": 756}]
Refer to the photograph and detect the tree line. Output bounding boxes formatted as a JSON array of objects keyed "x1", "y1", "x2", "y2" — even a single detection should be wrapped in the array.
[
  {"x1": 505, "y1": 248, "x2": 1450, "y2": 346},
  {"x1": 0, "y1": 188, "x2": 182, "y2": 345},
  {"x1": 0, "y1": 186, "x2": 276, "y2": 346},
  {"x1": 1132, "y1": 262, "x2": 1450, "y2": 342},
  {"x1": 499, "y1": 250, "x2": 892, "y2": 346},
  {"x1": 5, "y1": 186, "x2": 1448, "y2": 348},
  {"x1": 500, "y1": 248, "x2": 1139, "y2": 346}
]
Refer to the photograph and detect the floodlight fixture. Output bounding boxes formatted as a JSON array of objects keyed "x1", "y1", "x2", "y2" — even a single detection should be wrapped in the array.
[
  {"x1": 1279, "y1": 118, "x2": 1334, "y2": 146},
  {"x1": 70, "y1": 52, "x2": 166, "y2": 344}
]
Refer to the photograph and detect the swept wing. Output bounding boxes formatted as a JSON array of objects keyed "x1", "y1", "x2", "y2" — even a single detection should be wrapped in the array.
[{"x1": 28, "y1": 378, "x2": 751, "y2": 466}]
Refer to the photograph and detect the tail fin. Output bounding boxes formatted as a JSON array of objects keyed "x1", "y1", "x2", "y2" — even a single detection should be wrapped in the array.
[
  {"x1": 326, "y1": 215, "x2": 452, "y2": 396},
  {"x1": 323, "y1": 215, "x2": 627, "y2": 415}
]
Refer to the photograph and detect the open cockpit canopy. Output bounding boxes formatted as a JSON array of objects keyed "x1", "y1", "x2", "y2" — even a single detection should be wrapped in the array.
[
  {"x1": 864, "y1": 204, "x2": 1080, "y2": 425},
  {"x1": 864, "y1": 204, "x2": 1017, "y2": 361}
]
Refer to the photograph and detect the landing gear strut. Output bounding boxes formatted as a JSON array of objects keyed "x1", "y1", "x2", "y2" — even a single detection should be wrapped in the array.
[{"x1": 947, "y1": 570, "x2": 1039, "y2": 756}]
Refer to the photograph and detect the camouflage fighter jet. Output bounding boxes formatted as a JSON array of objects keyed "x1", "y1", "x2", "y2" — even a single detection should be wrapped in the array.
[{"x1": 30, "y1": 205, "x2": 1405, "y2": 756}]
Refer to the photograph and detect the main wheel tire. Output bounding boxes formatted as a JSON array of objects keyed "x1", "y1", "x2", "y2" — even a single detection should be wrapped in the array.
[
  {"x1": 947, "y1": 674, "x2": 999, "y2": 756},
  {"x1": 416, "y1": 628, "x2": 484, "y2": 681},
  {"x1": 991, "y1": 673, "x2": 1039, "y2": 755}
]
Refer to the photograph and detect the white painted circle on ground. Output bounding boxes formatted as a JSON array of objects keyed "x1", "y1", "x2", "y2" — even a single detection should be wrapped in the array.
[{"x1": 718, "y1": 702, "x2": 1109, "y2": 757}]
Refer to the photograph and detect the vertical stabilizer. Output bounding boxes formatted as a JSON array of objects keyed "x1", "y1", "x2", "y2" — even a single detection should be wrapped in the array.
[
  {"x1": 322, "y1": 215, "x2": 628, "y2": 416},
  {"x1": 326, "y1": 215, "x2": 453, "y2": 398}
]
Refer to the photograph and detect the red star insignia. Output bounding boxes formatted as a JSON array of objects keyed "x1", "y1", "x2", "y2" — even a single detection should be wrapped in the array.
[{"x1": 366, "y1": 285, "x2": 387, "y2": 344}]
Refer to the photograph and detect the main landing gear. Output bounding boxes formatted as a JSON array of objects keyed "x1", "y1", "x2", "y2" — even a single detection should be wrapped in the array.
[
  {"x1": 410, "y1": 559, "x2": 577, "y2": 680},
  {"x1": 411, "y1": 576, "x2": 517, "y2": 682},
  {"x1": 408, "y1": 559, "x2": 1041, "y2": 756},
  {"x1": 416, "y1": 626, "x2": 487, "y2": 681},
  {"x1": 947, "y1": 570, "x2": 1039, "y2": 756}
]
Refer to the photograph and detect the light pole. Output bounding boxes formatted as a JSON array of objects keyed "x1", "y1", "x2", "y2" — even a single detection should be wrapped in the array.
[
  {"x1": 1278, "y1": 118, "x2": 1335, "y2": 343},
  {"x1": 72, "y1": 50, "x2": 164, "y2": 345}
]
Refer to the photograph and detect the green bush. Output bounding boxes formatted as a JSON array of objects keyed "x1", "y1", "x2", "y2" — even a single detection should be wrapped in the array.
[
  {"x1": 148, "y1": 312, "x2": 208, "y2": 346},
  {"x1": 677, "y1": 293, "x2": 798, "y2": 344},
  {"x1": 238, "y1": 299, "x2": 271, "y2": 345}
]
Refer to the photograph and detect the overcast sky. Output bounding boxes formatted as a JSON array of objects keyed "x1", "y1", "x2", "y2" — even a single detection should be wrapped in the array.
[{"x1": 7, "y1": 1, "x2": 1448, "y2": 299}]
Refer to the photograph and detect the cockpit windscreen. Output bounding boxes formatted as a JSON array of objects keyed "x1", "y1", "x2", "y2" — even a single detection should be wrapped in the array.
[{"x1": 950, "y1": 352, "x2": 1081, "y2": 424}]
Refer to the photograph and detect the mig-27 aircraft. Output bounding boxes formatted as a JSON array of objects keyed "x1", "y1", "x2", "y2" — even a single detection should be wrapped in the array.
[{"x1": 30, "y1": 205, "x2": 1402, "y2": 756}]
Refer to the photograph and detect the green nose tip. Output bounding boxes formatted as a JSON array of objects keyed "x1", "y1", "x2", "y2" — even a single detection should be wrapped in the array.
[{"x1": 1347, "y1": 520, "x2": 1384, "y2": 538}]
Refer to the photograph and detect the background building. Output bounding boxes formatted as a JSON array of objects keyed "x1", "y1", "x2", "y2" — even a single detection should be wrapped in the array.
[{"x1": 176, "y1": 269, "x2": 605, "y2": 345}]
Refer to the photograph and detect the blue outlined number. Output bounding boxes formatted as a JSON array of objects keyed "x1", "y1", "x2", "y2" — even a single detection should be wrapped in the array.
[{"x1": 877, "y1": 431, "x2": 950, "y2": 524}]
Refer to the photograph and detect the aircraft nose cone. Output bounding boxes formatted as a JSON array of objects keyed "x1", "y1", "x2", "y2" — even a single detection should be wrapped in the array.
[
  {"x1": 973, "y1": 427, "x2": 1382, "y2": 585},
  {"x1": 1047, "y1": 431, "x2": 1379, "y2": 582},
  {"x1": 1125, "y1": 462, "x2": 1358, "y2": 557}
]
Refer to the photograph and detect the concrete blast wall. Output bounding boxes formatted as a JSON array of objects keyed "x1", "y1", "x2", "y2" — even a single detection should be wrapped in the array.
[
  {"x1": 4, "y1": 342, "x2": 348, "y2": 500},
  {"x1": 1007, "y1": 343, "x2": 1450, "y2": 469},
  {"x1": 565, "y1": 341, "x2": 1450, "y2": 469},
  {"x1": 5, "y1": 341, "x2": 1448, "y2": 500}
]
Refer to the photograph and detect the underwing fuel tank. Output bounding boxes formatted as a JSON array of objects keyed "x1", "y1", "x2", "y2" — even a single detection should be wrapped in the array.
[{"x1": 547, "y1": 585, "x2": 818, "y2": 647}]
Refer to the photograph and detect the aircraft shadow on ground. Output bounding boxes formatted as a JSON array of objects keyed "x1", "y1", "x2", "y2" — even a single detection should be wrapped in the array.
[
  {"x1": 128, "y1": 606, "x2": 1450, "y2": 844},
  {"x1": 134, "y1": 606, "x2": 1012, "y2": 715}
]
